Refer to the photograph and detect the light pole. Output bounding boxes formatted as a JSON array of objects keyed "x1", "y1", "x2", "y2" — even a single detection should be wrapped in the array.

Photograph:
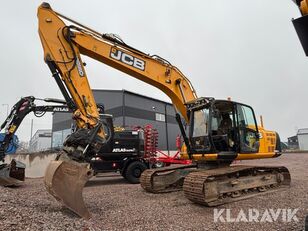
[
  {"x1": 30, "y1": 119, "x2": 34, "y2": 141},
  {"x1": 2, "y1": 104, "x2": 9, "y2": 117}
]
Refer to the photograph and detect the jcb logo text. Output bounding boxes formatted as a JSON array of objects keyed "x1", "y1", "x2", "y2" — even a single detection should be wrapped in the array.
[{"x1": 110, "y1": 48, "x2": 145, "y2": 71}]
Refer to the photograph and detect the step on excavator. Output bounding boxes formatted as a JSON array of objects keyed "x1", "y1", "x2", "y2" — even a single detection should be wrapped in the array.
[{"x1": 33, "y1": 3, "x2": 290, "y2": 218}]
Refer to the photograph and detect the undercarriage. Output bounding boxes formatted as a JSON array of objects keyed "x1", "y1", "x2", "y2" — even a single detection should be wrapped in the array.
[{"x1": 140, "y1": 163, "x2": 291, "y2": 206}]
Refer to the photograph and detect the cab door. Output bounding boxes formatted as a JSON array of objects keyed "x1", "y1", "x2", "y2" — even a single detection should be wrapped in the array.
[{"x1": 236, "y1": 104, "x2": 260, "y2": 153}]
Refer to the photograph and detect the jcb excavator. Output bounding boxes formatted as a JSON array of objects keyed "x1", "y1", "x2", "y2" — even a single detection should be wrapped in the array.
[{"x1": 36, "y1": 3, "x2": 290, "y2": 218}]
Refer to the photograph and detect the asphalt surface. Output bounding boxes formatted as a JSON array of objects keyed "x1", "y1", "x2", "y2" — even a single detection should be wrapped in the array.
[{"x1": 0, "y1": 153, "x2": 307, "y2": 230}]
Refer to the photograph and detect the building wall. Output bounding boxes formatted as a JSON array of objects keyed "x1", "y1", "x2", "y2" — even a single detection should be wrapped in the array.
[
  {"x1": 122, "y1": 91, "x2": 181, "y2": 150},
  {"x1": 51, "y1": 90, "x2": 182, "y2": 151},
  {"x1": 5, "y1": 153, "x2": 57, "y2": 178},
  {"x1": 29, "y1": 129, "x2": 52, "y2": 152},
  {"x1": 287, "y1": 135, "x2": 299, "y2": 149},
  {"x1": 52, "y1": 113, "x2": 72, "y2": 132},
  {"x1": 93, "y1": 90, "x2": 124, "y2": 118},
  {"x1": 298, "y1": 134, "x2": 308, "y2": 150},
  {"x1": 52, "y1": 128, "x2": 71, "y2": 149}
]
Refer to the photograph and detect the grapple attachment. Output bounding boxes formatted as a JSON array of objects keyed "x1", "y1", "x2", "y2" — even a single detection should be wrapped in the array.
[
  {"x1": 44, "y1": 159, "x2": 93, "y2": 219},
  {"x1": 0, "y1": 159, "x2": 25, "y2": 186}
]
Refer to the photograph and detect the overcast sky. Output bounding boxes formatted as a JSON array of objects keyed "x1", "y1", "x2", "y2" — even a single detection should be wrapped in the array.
[{"x1": 0, "y1": 0, "x2": 306, "y2": 142}]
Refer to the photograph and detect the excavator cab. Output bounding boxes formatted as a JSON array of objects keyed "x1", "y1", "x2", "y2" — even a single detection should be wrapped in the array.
[{"x1": 187, "y1": 98, "x2": 260, "y2": 157}]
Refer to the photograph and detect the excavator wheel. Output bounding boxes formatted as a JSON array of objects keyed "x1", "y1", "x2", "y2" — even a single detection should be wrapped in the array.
[
  {"x1": 0, "y1": 159, "x2": 25, "y2": 186},
  {"x1": 44, "y1": 153, "x2": 94, "y2": 219},
  {"x1": 124, "y1": 161, "x2": 147, "y2": 184}
]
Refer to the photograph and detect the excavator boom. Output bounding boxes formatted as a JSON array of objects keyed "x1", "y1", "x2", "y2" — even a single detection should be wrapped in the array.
[{"x1": 38, "y1": 3, "x2": 197, "y2": 122}]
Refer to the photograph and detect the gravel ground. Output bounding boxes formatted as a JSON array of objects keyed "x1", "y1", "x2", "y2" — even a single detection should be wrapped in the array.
[{"x1": 1, "y1": 153, "x2": 308, "y2": 231}]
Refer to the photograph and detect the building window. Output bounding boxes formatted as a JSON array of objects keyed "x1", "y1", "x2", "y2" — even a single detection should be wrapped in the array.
[
  {"x1": 155, "y1": 113, "x2": 165, "y2": 122},
  {"x1": 52, "y1": 131, "x2": 63, "y2": 148},
  {"x1": 52, "y1": 129, "x2": 72, "y2": 148}
]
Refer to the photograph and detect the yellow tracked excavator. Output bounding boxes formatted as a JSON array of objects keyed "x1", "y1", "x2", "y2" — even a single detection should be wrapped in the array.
[{"x1": 34, "y1": 3, "x2": 290, "y2": 218}]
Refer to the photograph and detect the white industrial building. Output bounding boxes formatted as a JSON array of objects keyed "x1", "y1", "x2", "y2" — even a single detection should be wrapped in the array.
[
  {"x1": 29, "y1": 129, "x2": 52, "y2": 152},
  {"x1": 297, "y1": 128, "x2": 308, "y2": 151}
]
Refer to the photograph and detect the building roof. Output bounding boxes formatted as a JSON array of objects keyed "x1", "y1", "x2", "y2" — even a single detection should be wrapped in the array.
[
  {"x1": 288, "y1": 135, "x2": 297, "y2": 139},
  {"x1": 92, "y1": 89, "x2": 173, "y2": 106},
  {"x1": 30, "y1": 129, "x2": 52, "y2": 143},
  {"x1": 297, "y1": 128, "x2": 308, "y2": 135},
  {"x1": 32, "y1": 129, "x2": 52, "y2": 136}
]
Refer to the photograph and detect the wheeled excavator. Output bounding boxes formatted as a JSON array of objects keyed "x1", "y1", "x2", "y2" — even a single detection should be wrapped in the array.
[
  {"x1": 0, "y1": 96, "x2": 71, "y2": 186},
  {"x1": 0, "y1": 96, "x2": 151, "y2": 187},
  {"x1": 34, "y1": 3, "x2": 290, "y2": 218}
]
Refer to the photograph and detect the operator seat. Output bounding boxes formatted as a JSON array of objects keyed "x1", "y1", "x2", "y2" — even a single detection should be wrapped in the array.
[
  {"x1": 214, "y1": 113, "x2": 233, "y2": 151},
  {"x1": 218, "y1": 113, "x2": 232, "y2": 134}
]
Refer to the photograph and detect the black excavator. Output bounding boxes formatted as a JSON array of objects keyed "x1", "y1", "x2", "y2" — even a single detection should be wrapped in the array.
[
  {"x1": 0, "y1": 96, "x2": 154, "y2": 188},
  {"x1": 0, "y1": 96, "x2": 70, "y2": 186}
]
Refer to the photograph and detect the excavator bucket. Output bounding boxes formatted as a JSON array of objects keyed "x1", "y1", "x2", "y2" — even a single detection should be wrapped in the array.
[
  {"x1": 44, "y1": 159, "x2": 93, "y2": 219},
  {"x1": 0, "y1": 159, "x2": 25, "y2": 186},
  {"x1": 292, "y1": 14, "x2": 308, "y2": 56}
]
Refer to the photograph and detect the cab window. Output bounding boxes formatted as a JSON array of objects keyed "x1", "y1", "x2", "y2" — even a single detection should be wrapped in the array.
[
  {"x1": 237, "y1": 104, "x2": 259, "y2": 153},
  {"x1": 192, "y1": 109, "x2": 209, "y2": 137}
]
